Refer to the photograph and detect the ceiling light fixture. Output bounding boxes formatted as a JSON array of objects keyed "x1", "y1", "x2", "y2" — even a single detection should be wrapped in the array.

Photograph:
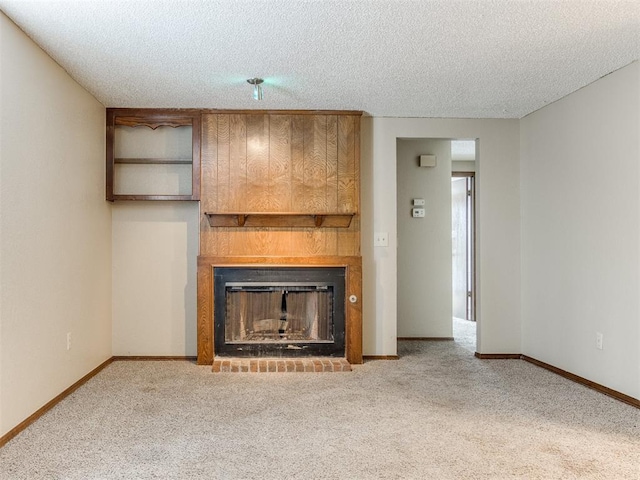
[{"x1": 247, "y1": 78, "x2": 264, "y2": 100}]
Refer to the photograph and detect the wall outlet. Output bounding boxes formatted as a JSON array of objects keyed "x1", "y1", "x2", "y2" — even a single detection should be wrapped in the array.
[
  {"x1": 595, "y1": 332, "x2": 603, "y2": 350},
  {"x1": 374, "y1": 232, "x2": 389, "y2": 247},
  {"x1": 66, "y1": 332, "x2": 72, "y2": 351}
]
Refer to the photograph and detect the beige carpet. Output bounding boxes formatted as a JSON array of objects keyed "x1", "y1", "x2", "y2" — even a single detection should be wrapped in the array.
[{"x1": 1, "y1": 340, "x2": 638, "y2": 479}]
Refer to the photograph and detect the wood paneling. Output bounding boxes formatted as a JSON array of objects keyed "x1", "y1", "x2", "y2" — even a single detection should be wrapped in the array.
[
  {"x1": 346, "y1": 260, "x2": 362, "y2": 364},
  {"x1": 197, "y1": 111, "x2": 362, "y2": 365},
  {"x1": 246, "y1": 114, "x2": 269, "y2": 211},
  {"x1": 200, "y1": 112, "x2": 361, "y2": 257},
  {"x1": 200, "y1": 114, "x2": 218, "y2": 255},
  {"x1": 197, "y1": 261, "x2": 213, "y2": 364},
  {"x1": 337, "y1": 115, "x2": 359, "y2": 256},
  {"x1": 270, "y1": 115, "x2": 293, "y2": 211}
]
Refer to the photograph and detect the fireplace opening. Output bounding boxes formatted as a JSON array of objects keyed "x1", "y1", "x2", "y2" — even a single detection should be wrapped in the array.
[{"x1": 214, "y1": 267, "x2": 345, "y2": 357}]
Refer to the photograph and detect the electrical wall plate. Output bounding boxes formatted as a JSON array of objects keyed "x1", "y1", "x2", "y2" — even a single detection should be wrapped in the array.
[
  {"x1": 374, "y1": 232, "x2": 389, "y2": 247},
  {"x1": 412, "y1": 198, "x2": 425, "y2": 206}
]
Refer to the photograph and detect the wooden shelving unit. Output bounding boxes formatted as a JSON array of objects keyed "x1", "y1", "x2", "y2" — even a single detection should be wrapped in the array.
[
  {"x1": 106, "y1": 109, "x2": 201, "y2": 202},
  {"x1": 204, "y1": 212, "x2": 355, "y2": 228}
]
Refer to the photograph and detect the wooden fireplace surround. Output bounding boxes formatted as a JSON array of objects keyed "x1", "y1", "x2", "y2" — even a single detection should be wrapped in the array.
[{"x1": 197, "y1": 256, "x2": 362, "y2": 364}]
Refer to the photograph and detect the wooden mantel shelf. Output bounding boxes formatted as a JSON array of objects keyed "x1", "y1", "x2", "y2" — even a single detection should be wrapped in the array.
[{"x1": 204, "y1": 212, "x2": 355, "y2": 228}]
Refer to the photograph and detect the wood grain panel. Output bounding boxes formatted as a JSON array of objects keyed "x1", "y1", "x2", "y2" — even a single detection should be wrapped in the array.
[
  {"x1": 338, "y1": 217, "x2": 360, "y2": 256},
  {"x1": 325, "y1": 115, "x2": 339, "y2": 253},
  {"x1": 346, "y1": 260, "x2": 363, "y2": 364},
  {"x1": 215, "y1": 227, "x2": 231, "y2": 256},
  {"x1": 200, "y1": 222, "x2": 217, "y2": 256},
  {"x1": 353, "y1": 115, "x2": 361, "y2": 213},
  {"x1": 191, "y1": 114, "x2": 202, "y2": 201},
  {"x1": 291, "y1": 115, "x2": 305, "y2": 210},
  {"x1": 289, "y1": 115, "x2": 306, "y2": 253},
  {"x1": 200, "y1": 113, "x2": 360, "y2": 257},
  {"x1": 266, "y1": 115, "x2": 293, "y2": 253},
  {"x1": 197, "y1": 262, "x2": 213, "y2": 364},
  {"x1": 227, "y1": 115, "x2": 248, "y2": 254},
  {"x1": 233, "y1": 230, "x2": 274, "y2": 256},
  {"x1": 200, "y1": 114, "x2": 218, "y2": 255},
  {"x1": 337, "y1": 115, "x2": 358, "y2": 256},
  {"x1": 246, "y1": 115, "x2": 269, "y2": 211},
  {"x1": 337, "y1": 115, "x2": 356, "y2": 213},
  {"x1": 302, "y1": 229, "x2": 329, "y2": 256},
  {"x1": 326, "y1": 115, "x2": 339, "y2": 211},
  {"x1": 216, "y1": 115, "x2": 231, "y2": 210},
  {"x1": 270, "y1": 115, "x2": 293, "y2": 211},
  {"x1": 303, "y1": 116, "x2": 328, "y2": 213},
  {"x1": 215, "y1": 115, "x2": 231, "y2": 251},
  {"x1": 228, "y1": 114, "x2": 247, "y2": 211},
  {"x1": 347, "y1": 115, "x2": 361, "y2": 256}
]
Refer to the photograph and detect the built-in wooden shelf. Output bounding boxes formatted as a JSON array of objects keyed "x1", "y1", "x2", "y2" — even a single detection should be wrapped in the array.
[
  {"x1": 204, "y1": 212, "x2": 355, "y2": 228},
  {"x1": 114, "y1": 158, "x2": 193, "y2": 165},
  {"x1": 106, "y1": 108, "x2": 201, "y2": 202}
]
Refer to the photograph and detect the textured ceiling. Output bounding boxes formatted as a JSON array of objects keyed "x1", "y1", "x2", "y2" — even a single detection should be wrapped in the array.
[{"x1": 1, "y1": 0, "x2": 638, "y2": 118}]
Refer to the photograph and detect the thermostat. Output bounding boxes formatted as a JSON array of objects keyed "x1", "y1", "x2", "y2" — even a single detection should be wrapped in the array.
[{"x1": 412, "y1": 208, "x2": 425, "y2": 218}]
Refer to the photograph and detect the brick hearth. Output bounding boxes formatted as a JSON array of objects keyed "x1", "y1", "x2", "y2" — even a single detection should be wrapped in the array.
[{"x1": 212, "y1": 357, "x2": 352, "y2": 373}]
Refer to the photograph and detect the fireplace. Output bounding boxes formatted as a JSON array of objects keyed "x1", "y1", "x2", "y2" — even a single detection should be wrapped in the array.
[{"x1": 214, "y1": 267, "x2": 346, "y2": 357}]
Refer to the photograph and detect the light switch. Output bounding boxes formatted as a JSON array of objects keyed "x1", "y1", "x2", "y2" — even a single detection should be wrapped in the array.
[
  {"x1": 412, "y1": 198, "x2": 425, "y2": 206},
  {"x1": 374, "y1": 232, "x2": 389, "y2": 247}
]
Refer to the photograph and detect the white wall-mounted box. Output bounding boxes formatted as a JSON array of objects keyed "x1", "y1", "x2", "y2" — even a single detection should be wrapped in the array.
[
  {"x1": 412, "y1": 208, "x2": 426, "y2": 218},
  {"x1": 419, "y1": 154, "x2": 436, "y2": 167}
]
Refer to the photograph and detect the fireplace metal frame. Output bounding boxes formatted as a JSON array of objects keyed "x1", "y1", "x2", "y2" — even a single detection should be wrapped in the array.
[{"x1": 213, "y1": 267, "x2": 346, "y2": 357}]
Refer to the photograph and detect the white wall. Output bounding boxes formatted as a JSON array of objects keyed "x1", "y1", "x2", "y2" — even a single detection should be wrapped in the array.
[
  {"x1": 362, "y1": 117, "x2": 521, "y2": 356},
  {"x1": 110, "y1": 124, "x2": 199, "y2": 356},
  {"x1": 112, "y1": 203, "x2": 199, "y2": 356},
  {"x1": 396, "y1": 139, "x2": 452, "y2": 337},
  {"x1": 0, "y1": 12, "x2": 110, "y2": 436},
  {"x1": 520, "y1": 61, "x2": 640, "y2": 399}
]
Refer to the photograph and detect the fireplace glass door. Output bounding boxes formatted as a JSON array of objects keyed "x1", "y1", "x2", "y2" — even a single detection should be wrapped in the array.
[{"x1": 226, "y1": 284, "x2": 333, "y2": 343}]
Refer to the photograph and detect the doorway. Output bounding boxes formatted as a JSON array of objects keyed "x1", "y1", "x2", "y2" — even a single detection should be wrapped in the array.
[
  {"x1": 452, "y1": 171, "x2": 476, "y2": 351},
  {"x1": 452, "y1": 173, "x2": 475, "y2": 321}
]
